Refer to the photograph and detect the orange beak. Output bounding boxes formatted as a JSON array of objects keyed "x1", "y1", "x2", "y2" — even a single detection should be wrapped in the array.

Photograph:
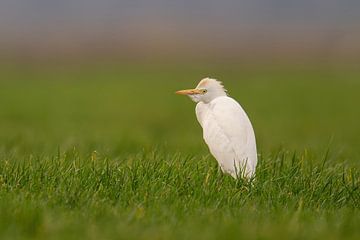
[{"x1": 175, "y1": 89, "x2": 202, "y2": 95}]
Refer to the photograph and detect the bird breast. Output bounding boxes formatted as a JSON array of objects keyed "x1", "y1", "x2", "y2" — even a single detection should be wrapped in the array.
[{"x1": 195, "y1": 96, "x2": 257, "y2": 178}]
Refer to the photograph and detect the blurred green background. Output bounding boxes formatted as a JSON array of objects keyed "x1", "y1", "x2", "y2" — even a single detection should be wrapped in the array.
[
  {"x1": 1, "y1": 1, "x2": 359, "y2": 159},
  {"x1": 1, "y1": 64, "x2": 359, "y2": 162}
]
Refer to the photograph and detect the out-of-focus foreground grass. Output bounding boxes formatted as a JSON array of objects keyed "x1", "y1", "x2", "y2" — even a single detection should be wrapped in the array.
[{"x1": 0, "y1": 63, "x2": 359, "y2": 239}]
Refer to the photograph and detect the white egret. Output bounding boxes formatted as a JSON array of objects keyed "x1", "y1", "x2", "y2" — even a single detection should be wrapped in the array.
[{"x1": 176, "y1": 78, "x2": 257, "y2": 179}]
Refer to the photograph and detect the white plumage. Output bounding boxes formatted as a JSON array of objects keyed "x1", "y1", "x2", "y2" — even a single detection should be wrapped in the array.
[{"x1": 176, "y1": 78, "x2": 257, "y2": 178}]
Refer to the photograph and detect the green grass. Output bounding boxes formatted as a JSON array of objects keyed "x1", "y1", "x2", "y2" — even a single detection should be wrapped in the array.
[{"x1": 0, "y1": 64, "x2": 359, "y2": 239}]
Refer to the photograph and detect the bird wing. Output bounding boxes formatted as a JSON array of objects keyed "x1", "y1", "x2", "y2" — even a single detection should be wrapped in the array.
[{"x1": 196, "y1": 96, "x2": 257, "y2": 178}]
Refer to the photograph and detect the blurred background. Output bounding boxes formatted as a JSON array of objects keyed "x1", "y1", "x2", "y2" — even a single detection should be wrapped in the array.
[
  {"x1": 0, "y1": 0, "x2": 359, "y2": 161},
  {"x1": 1, "y1": 0, "x2": 360, "y2": 64}
]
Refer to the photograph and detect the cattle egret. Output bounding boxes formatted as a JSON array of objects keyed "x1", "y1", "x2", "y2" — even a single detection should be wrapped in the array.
[{"x1": 176, "y1": 78, "x2": 257, "y2": 178}]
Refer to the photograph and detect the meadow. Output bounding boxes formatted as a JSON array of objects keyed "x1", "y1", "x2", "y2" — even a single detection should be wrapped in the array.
[{"x1": 0, "y1": 63, "x2": 359, "y2": 239}]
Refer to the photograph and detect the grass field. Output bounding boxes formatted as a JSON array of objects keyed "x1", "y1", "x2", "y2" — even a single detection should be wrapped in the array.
[{"x1": 0, "y1": 64, "x2": 359, "y2": 239}]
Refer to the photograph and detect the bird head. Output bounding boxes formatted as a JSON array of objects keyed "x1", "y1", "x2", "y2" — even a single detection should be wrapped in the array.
[{"x1": 176, "y1": 78, "x2": 227, "y2": 103}]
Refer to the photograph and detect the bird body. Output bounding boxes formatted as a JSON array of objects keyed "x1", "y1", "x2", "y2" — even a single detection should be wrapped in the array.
[{"x1": 176, "y1": 78, "x2": 257, "y2": 178}]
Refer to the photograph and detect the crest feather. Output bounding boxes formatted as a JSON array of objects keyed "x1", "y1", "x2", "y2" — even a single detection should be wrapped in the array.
[{"x1": 196, "y1": 77, "x2": 227, "y2": 93}]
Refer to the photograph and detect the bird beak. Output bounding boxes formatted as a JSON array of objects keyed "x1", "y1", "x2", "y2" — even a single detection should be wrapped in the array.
[{"x1": 175, "y1": 89, "x2": 202, "y2": 95}]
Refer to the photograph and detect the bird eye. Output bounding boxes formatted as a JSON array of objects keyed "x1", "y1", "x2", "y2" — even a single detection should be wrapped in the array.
[{"x1": 202, "y1": 89, "x2": 207, "y2": 94}]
